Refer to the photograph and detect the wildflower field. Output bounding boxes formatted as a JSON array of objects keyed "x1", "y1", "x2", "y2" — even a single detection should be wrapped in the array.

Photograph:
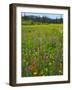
[
  {"x1": 21, "y1": 24, "x2": 63, "y2": 77},
  {"x1": 21, "y1": 13, "x2": 63, "y2": 77}
]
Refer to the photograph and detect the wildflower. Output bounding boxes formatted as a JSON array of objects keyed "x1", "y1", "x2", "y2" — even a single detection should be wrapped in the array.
[
  {"x1": 32, "y1": 56, "x2": 37, "y2": 64},
  {"x1": 30, "y1": 63, "x2": 37, "y2": 72},
  {"x1": 33, "y1": 71, "x2": 37, "y2": 75},
  {"x1": 43, "y1": 54, "x2": 48, "y2": 62},
  {"x1": 25, "y1": 66, "x2": 30, "y2": 77}
]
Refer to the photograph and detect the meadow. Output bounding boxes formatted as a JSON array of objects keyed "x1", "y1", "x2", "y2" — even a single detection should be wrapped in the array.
[{"x1": 21, "y1": 22, "x2": 63, "y2": 77}]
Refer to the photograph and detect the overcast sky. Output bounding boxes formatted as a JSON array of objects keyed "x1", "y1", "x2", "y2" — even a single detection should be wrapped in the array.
[{"x1": 21, "y1": 12, "x2": 63, "y2": 19}]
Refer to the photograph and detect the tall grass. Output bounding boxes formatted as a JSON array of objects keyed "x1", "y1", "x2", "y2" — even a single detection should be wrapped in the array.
[{"x1": 21, "y1": 24, "x2": 63, "y2": 77}]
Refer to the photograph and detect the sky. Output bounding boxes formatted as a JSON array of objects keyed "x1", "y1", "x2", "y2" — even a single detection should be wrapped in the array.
[{"x1": 21, "y1": 12, "x2": 63, "y2": 19}]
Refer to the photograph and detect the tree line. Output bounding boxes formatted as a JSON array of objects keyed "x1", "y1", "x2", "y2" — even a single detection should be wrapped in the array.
[{"x1": 22, "y1": 15, "x2": 63, "y2": 25}]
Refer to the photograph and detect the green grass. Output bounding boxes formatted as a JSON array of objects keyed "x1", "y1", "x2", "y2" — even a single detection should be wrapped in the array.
[{"x1": 21, "y1": 24, "x2": 63, "y2": 77}]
